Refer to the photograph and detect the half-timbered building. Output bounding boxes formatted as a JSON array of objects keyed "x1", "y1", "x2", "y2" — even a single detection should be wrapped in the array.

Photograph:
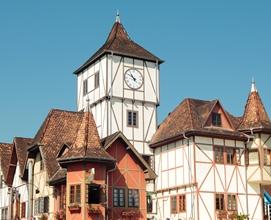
[
  {"x1": 21, "y1": 108, "x2": 155, "y2": 220},
  {"x1": 150, "y1": 82, "x2": 271, "y2": 220},
  {"x1": 0, "y1": 142, "x2": 13, "y2": 220}
]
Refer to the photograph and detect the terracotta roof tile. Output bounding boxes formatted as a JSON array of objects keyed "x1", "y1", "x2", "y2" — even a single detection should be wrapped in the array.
[
  {"x1": 49, "y1": 168, "x2": 66, "y2": 185},
  {"x1": 74, "y1": 21, "x2": 162, "y2": 74},
  {"x1": 31, "y1": 109, "x2": 86, "y2": 179},
  {"x1": 151, "y1": 98, "x2": 244, "y2": 146},
  {"x1": 14, "y1": 137, "x2": 33, "y2": 176},
  {"x1": 58, "y1": 111, "x2": 115, "y2": 165},
  {"x1": 0, "y1": 142, "x2": 13, "y2": 182},
  {"x1": 239, "y1": 90, "x2": 271, "y2": 130}
]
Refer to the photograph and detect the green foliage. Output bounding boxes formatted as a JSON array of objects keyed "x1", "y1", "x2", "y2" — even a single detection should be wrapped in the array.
[{"x1": 237, "y1": 213, "x2": 249, "y2": 220}]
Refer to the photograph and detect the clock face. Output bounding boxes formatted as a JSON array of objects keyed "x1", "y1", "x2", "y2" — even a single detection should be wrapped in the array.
[{"x1": 124, "y1": 69, "x2": 143, "y2": 90}]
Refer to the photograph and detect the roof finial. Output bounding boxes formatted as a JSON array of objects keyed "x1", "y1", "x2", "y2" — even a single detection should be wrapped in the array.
[
  {"x1": 251, "y1": 77, "x2": 257, "y2": 93},
  {"x1": 116, "y1": 10, "x2": 121, "y2": 23}
]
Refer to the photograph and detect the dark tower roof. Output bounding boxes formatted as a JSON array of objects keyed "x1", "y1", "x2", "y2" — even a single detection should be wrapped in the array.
[
  {"x1": 239, "y1": 81, "x2": 271, "y2": 131},
  {"x1": 74, "y1": 15, "x2": 163, "y2": 75}
]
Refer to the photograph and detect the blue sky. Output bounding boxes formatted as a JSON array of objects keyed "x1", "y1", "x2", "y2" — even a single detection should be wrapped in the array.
[{"x1": 1, "y1": 1, "x2": 271, "y2": 142}]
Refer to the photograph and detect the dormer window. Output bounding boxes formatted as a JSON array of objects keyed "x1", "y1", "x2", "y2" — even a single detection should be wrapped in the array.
[{"x1": 212, "y1": 112, "x2": 221, "y2": 126}]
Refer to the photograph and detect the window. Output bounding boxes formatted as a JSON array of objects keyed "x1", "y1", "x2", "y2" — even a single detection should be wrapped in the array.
[
  {"x1": 113, "y1": 188, "x2": 125, "y2": 207},
  {"x1": 59, "y1": 185, "x2": 66, "y2": 209},
  {"x1": 21, "y1": 202, "x2": 26, "y2": 218},
  {"x1": 83, "y1": 79, "x2": 88, "y2": 96},
  {"x1": 179, "y1": 195, "x2": 186, "y2": 212},
  {"x1": 128, "y1": 189, "x2": 139, "y2": 208},
  {"x1": 212, "y1": 113, "x2": 222, "y2": 126},
  {"x1": 264, "y1": 149, "x2": 271, "y2": 166},
  {"x1": 147, "y1": 194, "x2": 153, "y2": 213},
  {"x1": 214, "y1": 146, "x2": 224, "y2": 164},
  {"x1": 127, "y1": 110, "x2": 138, "y2": 127},
  {"x1": 94, "y1": 71, "x2": 99, "y2": 89},
  {"x1": 226, "y1": 148, "x2": 236, "y2": 165},
  {"x1": 170, "y1": 196, "x2": 177, "y2": 213},
  {"x1": 34, "y1": 197, "x2": 49, "y2": 214},
  {"x1": 88, "y1": 184, "x2": 100, "y2": 204},
  {"x1": 70, "y1": 184, "x2": 81, "y2": 205},
  {"x1": 1, "y1": 208, "x2": 8, "y2": 220},
  {"x1": 227, "y1": 194, "x2": 237, "y2": 211},
  {"x1": 215, "y1": 194, "x2": 224, "y2": 210}
]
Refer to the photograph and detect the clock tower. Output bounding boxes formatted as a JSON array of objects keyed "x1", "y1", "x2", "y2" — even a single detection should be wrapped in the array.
[{"x1": 74, "y1": 14, "x2": 163, "y2": 156}]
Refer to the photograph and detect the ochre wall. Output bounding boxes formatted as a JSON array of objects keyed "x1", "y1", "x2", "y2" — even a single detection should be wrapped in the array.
[
  {"x1": 107, "y1": 138, "x2": 147, "y2": 220},
  {"x1": 66, "y1": 162, "x2": 107, "y2": 220}
]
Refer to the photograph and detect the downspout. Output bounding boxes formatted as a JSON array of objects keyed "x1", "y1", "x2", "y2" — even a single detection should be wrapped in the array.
[
  {"x1": 27, "y1": 159, "x2": 34, "y2": 220},
  {"x1": 106, "y1": 165, "x2": 116, "y2": 220},
  {"x1": 8, "y1": 187, "x2": 13, "y2": 220},
  {"x1": 242, "y1": 129, "x2": 255, "y2": 216}
]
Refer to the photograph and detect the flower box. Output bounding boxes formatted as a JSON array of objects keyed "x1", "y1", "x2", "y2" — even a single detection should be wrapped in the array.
[
  {"x1": 68, "y1": 204, "x2": 81, "y2": 212},
  {"x1": 88, "y1": 204, "x2": 102, "y2": 214}
]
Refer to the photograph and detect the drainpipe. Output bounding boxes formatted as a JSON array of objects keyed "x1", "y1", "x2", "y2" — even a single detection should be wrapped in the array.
[
  {"x1": 28, "y1": 159, "x2": 34, "y2": 220},
  {"x1": 8, "y1": 187, "x2": 13, "y2": 220},
  {"x1": 242, "y1": 128, "x2": 255, "y2": 216},
  {"x1": 106, "y1": 165, "x2": 116, "y2": 220}
]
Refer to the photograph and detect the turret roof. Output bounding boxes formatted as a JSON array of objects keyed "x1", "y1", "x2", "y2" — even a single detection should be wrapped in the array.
[{"x1": 74, "y1": 16, "x2": 162, "y2": 74}]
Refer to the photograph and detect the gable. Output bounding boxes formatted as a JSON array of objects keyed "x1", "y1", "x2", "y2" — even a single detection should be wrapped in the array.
[
  {"x1": 106, "y1": 138, "x2": 145, "y2": 172},
  {"x1": 204, "y1": 101, "x2": 234, "y2": 130}
]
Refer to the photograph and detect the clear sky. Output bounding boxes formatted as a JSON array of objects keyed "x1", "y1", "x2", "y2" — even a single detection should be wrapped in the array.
[{"x1": 1, "y1": 1, "x2": 271, "y2": 143}]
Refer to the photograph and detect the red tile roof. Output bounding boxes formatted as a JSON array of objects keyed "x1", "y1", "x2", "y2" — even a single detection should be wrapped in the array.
[
  {"x1": 150, "y1": 98, "x2": 245, "y2": 147},
  {"x1": 239, "y1": 90, "x2": 271, "y2": 131},
  {"x1": 74, "y1": 21, "x2": 163, "y2": 74},
  {"x1": 28, "y1": 109, "x2": 114, "y2": 182},
  {"x1": 29, "y1": 109, "x2": 88, "y2": 179},
  {"x1": 14, "y1": 137, "x2": 33, "y2": 177},
  {"x1": 58, "y1": 111, "x2": 115, "y2": 165},
  {"x1": 0, "y1": 142, "x2": 13, "y2": 183}
]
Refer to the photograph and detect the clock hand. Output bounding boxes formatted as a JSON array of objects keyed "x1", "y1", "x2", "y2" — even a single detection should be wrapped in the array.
[{"x1": 128, "y1": 73, "x2": 136, "y2": 81}]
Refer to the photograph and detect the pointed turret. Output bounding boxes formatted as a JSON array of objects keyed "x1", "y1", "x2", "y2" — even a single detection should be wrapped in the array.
[
  {"x1": 58, "y1": 111, "x2": 114, "y2": 165},
  {"x1": 74, "y1": 13, "x2": 163, "y2": 74},
  {"x1": 239, "y1": 80, "x2": 271, "y2": 131}
]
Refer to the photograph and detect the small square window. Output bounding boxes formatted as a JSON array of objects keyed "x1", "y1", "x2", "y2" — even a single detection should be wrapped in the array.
[
  {"x1": 226, "y1": 148, "x2": 236, "y2": 165},
  {"x1": 127, "y1": 110, "x2": 138, "y2": 127},
  {"x1": 170, "y1": 196, "x2": 177, "y2": 213},
  {"x1": 215, "y1": 194, "x2": 224, "y2": 210},
  {"x1": 128, "y1": 189, "x2": 139, "y2": 208},
  {"x1": 212, "y1": 112, "x2": 221, "y2": 126},
  {"x1": 227, "y1": 194, "x2": 237, "y2": 211},
  {"x1": 88, "y1": 184, "x2": 100, "y2": 204},
  {"x1": 83, "y1": 79, "x2": 88, "y2": 96},
  {"x1": 179, "y1": 195, "x2": 186, "y2": 212},
  {"x1": 70, "y1": 184, "x2": 81, "y2": 205},
  {"x1": 113, "y1": 188, "x2": 125, "y2": 207},
  {"x1": 214, "y1": 146, "x2": 224, "y2": 164}
]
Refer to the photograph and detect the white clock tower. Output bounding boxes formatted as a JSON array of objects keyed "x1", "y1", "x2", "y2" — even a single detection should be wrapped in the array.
[{"x1": 74, "y1": 14, "x2": 163, "y2": 156}]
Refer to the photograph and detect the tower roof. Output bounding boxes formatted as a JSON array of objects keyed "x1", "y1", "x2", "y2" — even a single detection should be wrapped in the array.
[
  {"x1": 58, "y1": 111, "x2": 115, "y2": 166},
  {"x1": 239, "y1": 81, "x2": 271, "y2": 131},
  {"x1": 74, "y1": 15, "x2": 163, "y2": 75}
]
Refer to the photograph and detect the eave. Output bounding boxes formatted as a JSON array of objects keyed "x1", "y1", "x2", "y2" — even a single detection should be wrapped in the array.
[
  {"x1": 150, "y1": 129, "x2": 247, "y2": 148},
  {"x1": 73, "y1": 50, "x2": 163, "y2": 75}
]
